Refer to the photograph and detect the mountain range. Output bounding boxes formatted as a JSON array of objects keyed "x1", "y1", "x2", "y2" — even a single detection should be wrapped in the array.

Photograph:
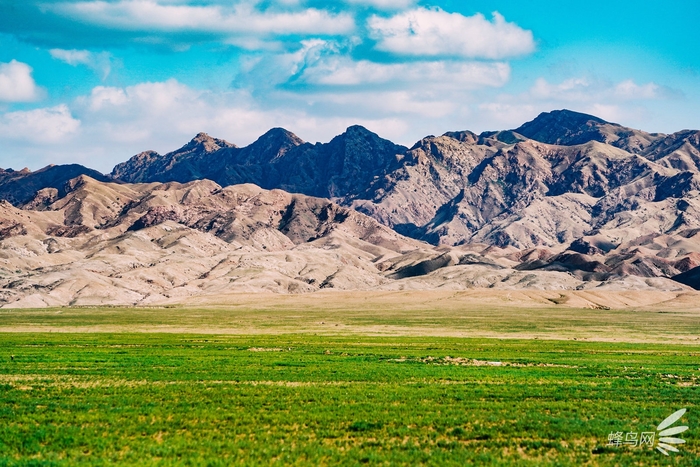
[{"x1": 2, "y1": 109, "x2": 700, "y2": 306}]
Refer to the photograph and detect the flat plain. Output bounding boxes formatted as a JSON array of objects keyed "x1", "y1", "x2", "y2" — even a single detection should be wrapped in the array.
[{"x1": 1, "y1": 291, "x2": 699, "y2": 465}]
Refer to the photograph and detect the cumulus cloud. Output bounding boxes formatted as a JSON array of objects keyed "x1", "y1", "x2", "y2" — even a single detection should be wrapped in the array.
[
  {"x1": 0, "y1": 60, "x2": 44, "y2": 102},
  {"x1": 76, "y1": 79, "x2": 213, "y2": 142},
  {"x1": 0, "y1": 105, "x2": 80, "y2": 142},
  {"x1": 368, "y1": 8, "x2": 535, "y2": 59},
  {"x1": 49, "y1": 49, "x2": 113, "y2": 79},
  {"x1": 88, "y1": 86, "x2": 129, "y2": 110},
  {"x1": 49, "y1": 1, "x2": 355, "y2": 38}
]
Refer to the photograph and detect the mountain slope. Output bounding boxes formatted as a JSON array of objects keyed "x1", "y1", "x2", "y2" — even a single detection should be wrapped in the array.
[
  {"x1": 4, "y1": 176, "x2": 689, "y2": 307},
  {"x1": 0, "y1": 164, "x2": 111, "y2": 206},
  {"x1": 513, "y1": 109, "x2": 661, "y2": 152},
  {"x1": 0, "y1": 177, "x2": 427, "y2": 306}
]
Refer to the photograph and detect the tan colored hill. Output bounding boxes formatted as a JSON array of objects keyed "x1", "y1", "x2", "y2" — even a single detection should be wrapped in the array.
[{"x1": 1, "y1": 177, "x2": 690, "y2": 308}]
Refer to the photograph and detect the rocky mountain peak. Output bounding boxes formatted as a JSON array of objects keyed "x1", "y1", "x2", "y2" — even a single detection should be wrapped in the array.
[
  {"x1": 185, "y1": 132, "x2": 236, "y2": 152},
  {"x1": 345, "y1": 124, "x2": 373, "y2": 135},
  {"x1": 514, "y1": 109, "x2": 610, "y2": 145},
  {"x1": 250, "y1": 128, "x2": 304, "y2": 160},
  {"x1": 523, "y1": 109, "x2": 607, "y2": 129},
  {"x1": 258, "y1": 127, "x2": 303, "y2": 143},
  {"x1": 442, "y1": 130, "x2": 478, "y2": 144},
  {"x1": 337, "y1": 125, "x2": 393, "y2": 146},
  {"x1": 330, "y1": 125, "x2": 405, "y2": 153}
]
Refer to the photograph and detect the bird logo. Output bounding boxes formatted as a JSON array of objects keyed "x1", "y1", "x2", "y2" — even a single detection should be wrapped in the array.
[{"x1": 655, "y1": 408, "x2": 688, "y2": 456}]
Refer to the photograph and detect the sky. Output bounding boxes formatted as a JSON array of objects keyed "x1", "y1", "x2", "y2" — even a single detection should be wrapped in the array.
[{"x1": 0, "y1": 0, "x2": 699, "y2": 173}]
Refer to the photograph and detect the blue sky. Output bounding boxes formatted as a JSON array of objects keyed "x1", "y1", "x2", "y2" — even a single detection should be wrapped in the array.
[{"x1": 1, "y1": 0, "x2": 699, "y2": 172}]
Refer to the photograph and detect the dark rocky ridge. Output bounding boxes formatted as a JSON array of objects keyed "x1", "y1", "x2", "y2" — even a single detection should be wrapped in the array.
[
  {"x1": 513, "y1": 109, "x2": 661, "y2": 152},
  {"x1": 111, "y1": 125, "x2": 407, "y2": 200}
]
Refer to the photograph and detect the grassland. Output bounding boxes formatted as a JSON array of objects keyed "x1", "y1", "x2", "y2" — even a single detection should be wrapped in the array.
[
  {"x1": 0, "y1": 292, "x2": 698, "y2": 465},
  {"x1": 2, "y1": 291, "x2": 700, "y2": 344}
]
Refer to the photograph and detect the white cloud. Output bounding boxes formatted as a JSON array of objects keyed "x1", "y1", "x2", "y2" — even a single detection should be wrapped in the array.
[
  {"x1": 530, "y1": 77, "x2": 665, "y2": 102},
  {"x1": 240, "y1": 39, "x2": 510, "y2": 92},
  {"x1": 76, "y1": 79, "x2": 408, "y2": 146},
  {"x1": 530, "y1": 77, "x2": 593, "y2": 101},
  {"x1": 49, "y1": 49, "x2": 91, "y2": 66},
  {"x1": 307, "y1": 89, "x2": 457, "y2": 118},
  {"x1": 301, "y1": 57, "x2": 510, "y2": 88},
  {"x1": 614, "y1": 80, "x2": 659, "y2": 100},
  {"x1": 232, "y1": 39, "x2": 511, "y2": 127},
  {"x1": 88, "y1": 86, "x2": 128, "y2": 110},
  {"x1": 50, "y1": 1, "x2": 355, "y2": 38},
  {"x1": 583, "y1": 104, "x2": 624, "y2": 123},
  {"x1": 368, "y1": 8, "x2": 535, "y2": 59},
  {"x1": 0, "y1": 105, "x2": 80, "y2": 142},
  {"x1": 0, "y1": 60, "x2": 44, "y2": 102},
  {"x1": 478, "y1": 102, "x2": 538, "y2": 127},
  {"x1": 344, "y1": 0, "x2": 417, "y2": 9},
  {"x1": 49, "y1": 49, "x2": 113, "y2": 79},
  {"x1": 76, "y1": 80, "x2": 212, "y2": 142}
]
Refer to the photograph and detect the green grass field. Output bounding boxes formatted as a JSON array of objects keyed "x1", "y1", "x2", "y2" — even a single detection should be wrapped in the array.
[{"x1": 1, "y1": 297, "x2": 698, "y2": 465}]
